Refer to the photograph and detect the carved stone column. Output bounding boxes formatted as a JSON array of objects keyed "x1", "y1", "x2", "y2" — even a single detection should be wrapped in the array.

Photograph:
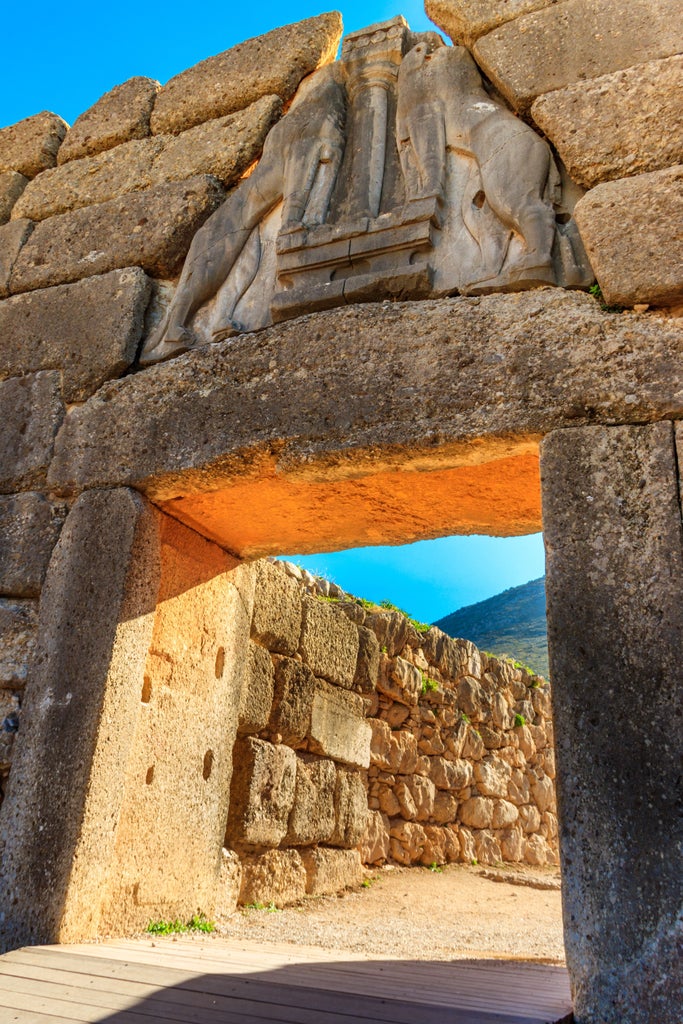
[{"x1": 541, "y1": 423, "x2": 683, "y2": 1024}]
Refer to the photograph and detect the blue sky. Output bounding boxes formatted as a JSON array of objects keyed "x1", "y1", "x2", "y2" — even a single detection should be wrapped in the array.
[{"x1": 1, "y1": 1, "x2": 546, "y2": 620}]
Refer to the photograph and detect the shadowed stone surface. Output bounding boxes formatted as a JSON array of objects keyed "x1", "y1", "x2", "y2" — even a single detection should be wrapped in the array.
[
  {"x1": 9, "y1": 176, "x2": 224, "y2": 293},
  {"x1": 0, "y1": 112, "x2": 68, "y2": 178},
  {"x1": 285, "y1": 756, "x2": 336, "y2": 846},
  {"x1": 238, "y1": 642, "x2": 275, "y2": 735},
  {"x1": 542, "y1": 423, "x2": 683, "y2": 1024},
  {"x1": 0, "y1": 269, "x2": 151, "y2": 401},
  {"x1": 0, "y1": 599, "x2": 38, "y2": 688},
  {"x1": 0, "y1": 372, "x2": 64, "y2": 493},
  {"x1": 0, "y1": 172, "x2": 28, "y2": 225},
  {"x1": 251, "y1": 561, "x2": 302, "y2": 657},
  {"x1": 574, "y1": 165, "x2": 683, "y2": 307},
  {"x1": 474, "y1": 0, "x2": 683, "y2": 112},
  {"x1": 49, "y1": 292, "x2": 683, "y2": 509},
  {"x1": 531, "y1": 56, "x2": 683, "y2": 189},
  {"x1": 425, "y1": 0, "x2": 560, "y2": 46},
  {"x1": 150, "y1": 12, "x2": 342, "y2": 135},
  {"x1": 0, "y1": 220, "x2": 32, "y2": 299},
  {"x1": 57, "y1": 77, "x2": 160, "y2": 164},
  {"x1": 0, "y1": 493, "x2": 67, "y2": 597},
  {"x1": 226, "y1": 737, "x2": 297, "y2": 847},
  {"x1": 15, "y1": 96, "x2": 281, "y2": 223}
]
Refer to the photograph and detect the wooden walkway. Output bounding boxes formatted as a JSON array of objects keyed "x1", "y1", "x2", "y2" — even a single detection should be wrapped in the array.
[{"x1": 0, "y1": 937, "x2": 574, "y2": 1023}]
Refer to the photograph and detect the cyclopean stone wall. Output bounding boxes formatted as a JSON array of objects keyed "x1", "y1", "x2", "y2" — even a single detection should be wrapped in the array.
[{"x1": 221, "y1": 558, "x2": 557, "y2": 909}]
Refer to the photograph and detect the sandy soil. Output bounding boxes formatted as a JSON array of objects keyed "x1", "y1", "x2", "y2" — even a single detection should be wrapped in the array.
[{"x1": 211, "y1": 863, "x2": 565, "y2": 963}]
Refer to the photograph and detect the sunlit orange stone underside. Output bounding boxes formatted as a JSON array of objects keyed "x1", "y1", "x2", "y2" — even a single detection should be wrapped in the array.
[{"x1": 158, "y1": 450, "x2": 542, "y2": 559}]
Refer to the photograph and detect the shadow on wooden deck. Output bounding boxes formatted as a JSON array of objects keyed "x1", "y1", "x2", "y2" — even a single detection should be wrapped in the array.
[{"x1": 0, "y1": 938, "x2": 574, "y2": 1023}]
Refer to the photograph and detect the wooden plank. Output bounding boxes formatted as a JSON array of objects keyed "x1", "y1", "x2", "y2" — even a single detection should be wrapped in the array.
[
  {"x1": 48, "y1": 941, "x2": 572, "y2": 1018},
  {"x1": 0, "y1": 949, "x2": 530, "y2": 1024}
]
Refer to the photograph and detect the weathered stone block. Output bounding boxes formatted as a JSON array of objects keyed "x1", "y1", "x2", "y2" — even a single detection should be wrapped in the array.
[
  {"x1": 0, "y1": 112, "x2": 67, "y2": 178},
  {"x1": 13, "y1": 137, "x2": 166, "y2": 222},
  {"x1": 330, "y1": 768, "x2": 368, "y2": 848},
  {"x1": 0, "y1": 268, "x2": 151, "y2": 401},
  {"x1": 0, "y1": 371, "x2": 63, "y2": 493},
  {"x1": 364, "y1": 609, "x2": 413, "y2": 657},
  {"x1": 268, "y1": 657, "x2": 315, "y2": 747},
  {"x1": 251, "y1": 560, "x2": 302, "y2": 656},
  {"x1": 0, "y1": 598, "x2": 38, "y2": 688},
  {"x1": 58, "y1": 77, "x2": 160, "y2": 165},
  {"x1": 300, "y1": 847, "x2": 362, "y2": 897},
  {"x1": 226, "y1": 737, "x2": 296, "y2": 847},
  {"x1": 425, "y1": 0, "x2": 557, "y2": 46},
  {"x1": 457, "y1": 676, "x2": 487, "y2": 717},
  {"x1": 430, "y1": 756, "x2": 472, "y2": 791},
  {"x1": 499, "y1": 825, "x2": 524, "y2": 862},
  {"x1": 309, "y1": 682, "x2": 371, "y2": 769},
  {"x1": 9, "y1": 176, "x2": 224, "y2": 294},
  {"x1": 474, "y1": 0, "x2": 683, "y2": 113},
  {"x1": 459, "y1": 795, "x2": 494, "y2": 829},
  {"x1": 354, "y1": 624, "x2": 380, "y2": 693},
  {"x1": 369, "y1": 718, "x2": 392, "y2": 769},
  {"x1": 474, "y1": 829, "x2": 502, "y2": 865},
  {"x1": 0, "y1": 220, "x2": 32, "y2": 300},
  {"x1": 237, "y1": 641, "x2": 274, "y2": 735},
  {"x1": 543, "y1": 421, "x2": 683, "y2": 1023},
  {"x1": 574, "y1": 165, "x2": 683, "y2": 307},
  {"x1": 387, "y1": 730, "x2": 419, "y2": 775},
  {"x1": 16, "y1": 96, "x2": 282, "y2": 223},
  {"x1": 358, "y1": 809, "x2": 390, "y2": 864},
  {"x1": 388, "y1": 820, "x2": 426, "y2": 865},
  {"x1": 214, "y1": 848, "x2": 242, "y2": 918},
  {"x1": 531, "y1": 773, "x2": 555, "y2": 813},
  {"x1": 531, "y1": 55, "x2": 683, "y2": 189},
  {"x1": 238, "y1": 848, "x2": 306, "y2": 908},
  {"x1": 432, "y1": 791, "x2": 458, "y2": 825},
  {"x1": 491, "y1": 799, "x2": 519, "y2": 829},
  {"x1": 403, "y1": 774, "x2": 436, "y2": 822},
  {"x1": 0, "y1": 172, "x2": 28, "y2": 225},
  {"x1": 0, "y1": 493, "x2": 67, "y2": 598},
  {"x1": 300, "y1": 595, "x2": 359, "y2": 688},
  {"x1": 151, "y1": 12, "x2": 342, "y2": 135},
  {"x1": 422, "y1": 629, "x2": 480, "y2": 680},
  {"x1": 377, "y1": 654, "x2": 422, "y2": 707},
  {"x1": 285, "y1": 756, "x2": 336, "y2": 845},
  {"x1": 474, "y1": 757, "x2": 512, "y2": 798},
  {"x1": 149, "y1": 95, "x2": 282, "y2": 189},
  {"x1": 46, "y1": 290, "x2": 683, "y2": 506}
]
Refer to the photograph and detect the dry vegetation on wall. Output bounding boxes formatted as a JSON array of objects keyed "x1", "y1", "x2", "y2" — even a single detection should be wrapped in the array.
[{"x1": 223, "y1": 558, "x2": 557, "y2": 909}]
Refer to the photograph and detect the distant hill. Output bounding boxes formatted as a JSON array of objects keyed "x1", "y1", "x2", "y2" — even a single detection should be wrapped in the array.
[{"x1": 434, "y1": 577, "x2": 549, "y2": 678}]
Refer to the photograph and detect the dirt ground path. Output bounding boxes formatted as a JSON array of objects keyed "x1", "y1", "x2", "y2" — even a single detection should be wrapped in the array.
[{"x1": 209, "y1": 863, "x2": 565, "y2": 963}]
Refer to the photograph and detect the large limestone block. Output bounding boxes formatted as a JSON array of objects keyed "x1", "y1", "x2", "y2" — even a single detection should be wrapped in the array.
[
  {"x1": 47, "y1": 290, "x2": 683, "y2": 502},
  {"x1": 15, "y1": 96, "x2": 281, "y2": 223},
  {"x1": 0, "y1": 268, "x2": 151, "y2": 401},
  {"x1": 149, "y1": 96, "x2": 282, "y2": 190},
  {"x1": 0, "y1": 172, "x2": 28, "y2": 225},
  {"x1": 226, "y1": 737, "x2": 296, "y2": 847},
  {"x1": 0, "y1": 493, "x2": 67, "y2": 598},
  {"x1": 285, "y1": 756, "x2": 336, "y2": 845},
  {"x1": 0, "y1": 490, "x2": 159, "y2": 948},
  {"x1": 58, "y1": 77, "x2": 160, "y2": 165},
  {"x1": 13, "y1": 138, "x2": 166, "y2": 223},
  {"x1": 542, "y1": 423, "x2": 683, "y2": 1023},
  {"x1": 574, "y1": 165, "x2": 683, "y2": 307},
  {"x1": 238, "y1": 848, "x2": 306, "y2": 908},
  {"x1": 0, "y1": 220, "x2": 32, "y2": 300},
  {"x1": 238, "y1": 641, "x2": 274, "y2": 735},
  {"x1": 354, "y1": 624, "x2": 380, "y2": 692},
  {"x1": 300, "y1": 595, "x2": 359, "y2": 688},
  {"x1": 474, "y1": 756, "x2": 512, "y2": 798},
  {"x1": 0, "y1": 371, "x2": 63, "y2": 494},
  {"x1": 251, "y1": 560, "x2": 302, "y2": 656},
  {"x1": 9, "y1": 176, "x2": 224, "y2": 294},
  {"x1": 377, "y1": 654, "x2": 422, "y2": 706},
  {"x1": 269, "y1": 657, "x2": 315, "y2": 747},
  {"x1": 309, "y1": 682, "x2": 371, "y2": 769},
  {"x1": 330, "y1": 768, "x2": 368, "y2": 848},
  {"x1": 425, "y1": 0, "x2": 559, "y2": 46},
  {"x1": 358, "y1": 809, "x2": 390, "y2": 864},
  {"x1": 0, "y1": 598, "x2": 38, "y2": 688},
  {"x1": 474, "y1": 0, "x2": 683, "y2": 113},
  {"x1": 150, "y1": 12, "x2": 343, "y2": 135},
  {"x1": 300, "y1": 847, "x2": 362, "y2": 897},
  {"x1": 531, "y1": 56, "x2": 683, "y2": 189},
  {"x1": 0, "y1": 112, "x2": 68, "y2": 178},
  {"x1": 364, "y1": 609, "x2": 414, "y2": 657},
  {"x1": 421, "y1": 628, "x2": 481, "y2": 680}
]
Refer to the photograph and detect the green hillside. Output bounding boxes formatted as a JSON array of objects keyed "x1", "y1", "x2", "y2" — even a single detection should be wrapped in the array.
[{"x1": 434, "y1": 577, "x2": 549, "y2": 678}]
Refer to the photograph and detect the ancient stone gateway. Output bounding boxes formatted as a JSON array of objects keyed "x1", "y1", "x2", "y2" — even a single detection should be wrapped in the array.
[{"x1": 0, "y1": 5, "x2": 681, "y2": 1023}]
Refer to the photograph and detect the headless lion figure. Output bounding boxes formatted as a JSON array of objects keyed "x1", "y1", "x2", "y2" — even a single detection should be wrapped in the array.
[
  {"x1": 396, "y1": 39, "x2": 559, "y2": 287},
  {"x1": 142, "y1": 66, "x2": 346, "y2": 365}
]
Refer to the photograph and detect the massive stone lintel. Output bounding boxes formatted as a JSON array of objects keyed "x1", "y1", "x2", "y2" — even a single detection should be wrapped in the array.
[{"x1": 542, "y1": 423, "x2": 683, "y2": 1024}]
